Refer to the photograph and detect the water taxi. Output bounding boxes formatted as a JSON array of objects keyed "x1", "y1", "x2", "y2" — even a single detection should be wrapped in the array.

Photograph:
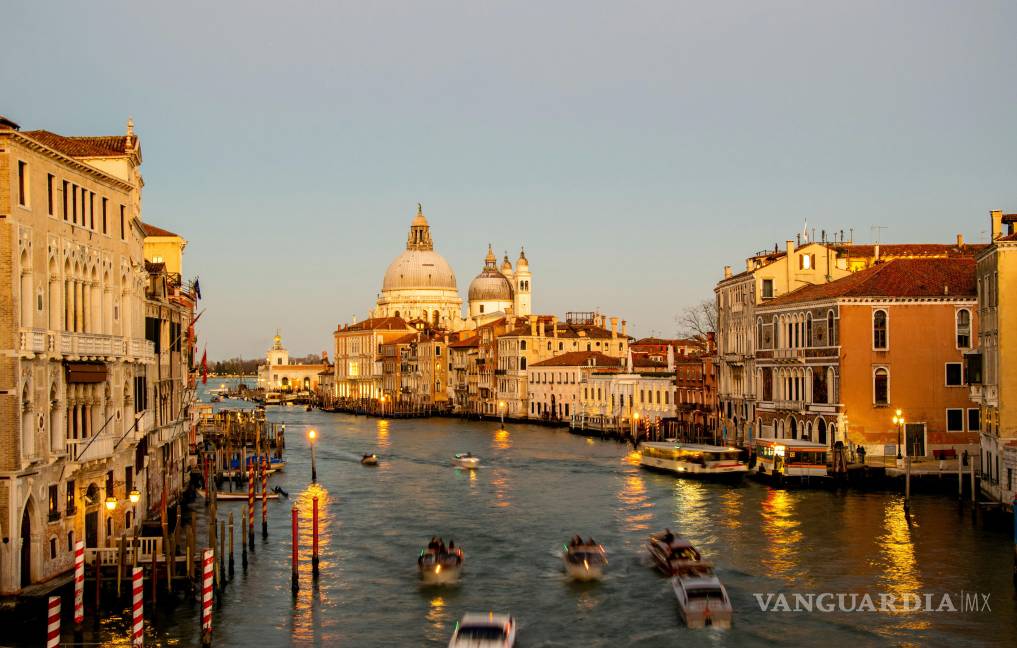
[
  {"x1": 453, "y1": 452, "x2": 480, "y2": 469},
  {"x1": 562, "y1": 538, "x2": 608, "y2": 581},
  {"x1": 646, "y1": 530, "x2": 704, "y2": 576},
  {"x1": 419, "y1": 541, "x2": 464, "y2": 585},
  {"x1": 361, "y1": 453, "x2": 379, "y2": 466},
  {"x1": 671, "y1": 572, "x2": 733, "y2": 629},
  {"x1": 638, "y1": 441, "x2": 747, "y2": 480},
  {"x1": 448, "y1": 613, "x2": 516, "y2": 648},
  {"x1": 752, "y1": 437, "x2": 829, "y2": 483}
]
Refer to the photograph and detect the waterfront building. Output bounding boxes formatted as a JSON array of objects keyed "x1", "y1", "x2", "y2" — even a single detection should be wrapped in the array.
[
  {"x1": 0, "y1": 116, "x2": 196, "y2": 593},
  {"x1": 754, "y1": 257, "x2": 979, "y2": 458},
  {"x1": 333, "y1": 316, "x2": 415, "y2": 402},
  {"x1": 674, "y1": 333, "x2": 718, "y2": 439},
  {"x1": 447, "y1": 334, "x2": 479, "y2": 413},
  {"x1": 528, "y1": 351, "x2": 621, "y2": 421},
  {"x1": 970, "y1": 210, "x2": 1017, "y2": 502},
  {"x1": 256, "y1": 331, "x2": 329, "y2": 393},
  {"x1": 414, "y1": 330, "x2": 450, "y2": 409},
  {"x1": 140, "y1": 223, "x2": 186, "y2": 277},
  {"x1": 576, "y1": 352, "x2": 676, "y2": 434},
  {"x1": 380, "y1": 332, "x2": 416, "y2": 405}
]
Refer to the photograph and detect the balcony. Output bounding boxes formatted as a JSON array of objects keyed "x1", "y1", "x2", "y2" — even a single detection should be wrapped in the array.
[
  {"x1": 773, "y1": 348, "x2": 806, "y2": 362},
  {"x1": 17, "y1": 328, "x2": 155, "y2": 362},
  {"x1": 71, "y1": 432, "x2": 116, "y2": 463}
]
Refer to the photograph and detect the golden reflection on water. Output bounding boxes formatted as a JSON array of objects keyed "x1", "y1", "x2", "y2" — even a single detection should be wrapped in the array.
[
  {"x1": 493, "y1": 428, "x2": 512, "y2": 450},
  {"x1": 760, "y1": 489, "x2": 803, "y2": 585},
  {"x1": 376, "y1": 419, "x2": 390, "y2": 448},
  {"x1": 424, "y1": 595, "x2": 450, "y2": 643},
  {"x1": 291, "y1": 483, "x2": 334, "y2": 644},
  {"x1": 491, "y1": 468, "x2": 512, "y2": 508},
  {"x1": 718, "y1": 489, "x2": 742, "y2": 530},
  {"x1": 618, "y1": 472, "x2": 653, "y2": 532},
  {"x1": 877, "y1": 498, "x2": 925, "y2": 630},
  {"x1": 673, "y1": 480, "x2": 709, "y2": 537}
]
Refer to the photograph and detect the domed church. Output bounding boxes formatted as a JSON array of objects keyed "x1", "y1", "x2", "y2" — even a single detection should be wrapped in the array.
[{"x1": 371, "y1": 205, "x2": 532, "y2": 330}]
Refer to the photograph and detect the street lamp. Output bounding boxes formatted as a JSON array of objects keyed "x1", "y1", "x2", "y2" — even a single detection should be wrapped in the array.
[
  {"x1": 379, "y1": 394, "x2": 387, "y2": 418},
  {"x1": 892, "y1": 409, "x2": 905, "y2": 461},
  {"x1": 498, "y1": 401, "x2": 506, "y2": 427},
  {"x1": 632, "y1": 411, "x2": 641, "y2": 442},
  {"x1": 105, "y1": 496, "x2": 117, "y2": 512},
  {"x1": 308, "y1": 429, "x2": 318, "y2": 482}
]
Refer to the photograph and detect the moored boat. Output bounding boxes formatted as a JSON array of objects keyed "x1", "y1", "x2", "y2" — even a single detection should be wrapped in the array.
[
  {"x1": 562, "y1": 537, "x2": 608, "y2": 581},
  {"x1": 453, "y1": 452, "x2": 480, "y2": 469},
  {"x1": 752, "y1": 437, "x2": 829, "y2": 483},
  {"x1": 448, "y1": 612, "x2": 516, "y2": 647},
  {"x1": 638, "y1": 442, "x2": 747, "y2": 481},
  {"x1": 671, "y1": 572, "x2": 733, "y2": 629}
]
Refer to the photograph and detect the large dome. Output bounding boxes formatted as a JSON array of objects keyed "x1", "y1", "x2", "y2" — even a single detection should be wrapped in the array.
[{"x1": 382, "y1": 249, "x2": 458, "y2": 291}]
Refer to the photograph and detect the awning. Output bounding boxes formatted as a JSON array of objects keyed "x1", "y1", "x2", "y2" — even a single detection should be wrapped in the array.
[{"x1": 65, "y1": 362, "x2": 108, "y2": 384}]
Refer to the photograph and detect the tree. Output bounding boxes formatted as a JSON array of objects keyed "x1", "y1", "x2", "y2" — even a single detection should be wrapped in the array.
[{"x1": 676, "y1": 299, "x2": 717, "y2": 344}]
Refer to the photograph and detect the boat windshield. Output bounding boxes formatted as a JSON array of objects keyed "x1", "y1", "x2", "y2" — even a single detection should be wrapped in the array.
[
  {"x1": 687, "y1": 587, "x2": 725, "y2": 600},
  {"x1": 456, "y1": 626, "x2": 507, "y2": 640},
  {"x1": 671, "y1": 547, "x2": 700, "y2": 561}
]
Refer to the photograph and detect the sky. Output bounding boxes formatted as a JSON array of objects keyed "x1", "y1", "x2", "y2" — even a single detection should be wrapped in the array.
[{"x1": 5, "y1": 1, "x2": 1017, "y2": 359}]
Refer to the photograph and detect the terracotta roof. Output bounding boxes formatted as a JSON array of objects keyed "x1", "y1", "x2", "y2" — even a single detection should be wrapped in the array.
[
  {"x1": 761, "y1": 258, "x2": 976, "y2": 307},
  {"x1": 141, "y1": 222, "x2": 180, "y2": 238},
  {"x1": 384, "y1": 333, "x2": 418, "y2": 345},
  {"x1": 23, "y1": 130, "x2": 131, "y2": 157},
  {"x1": 836, "y1": 243, "x2": 986, "y2": 258},
  {"x1": 503, "y1": 321, "x2": 625, "y2": 340},
  {"x1": 998, "y1": 232, "x2": 1017, "y2": 242},
  {"x1": 530, "y1": 351, "x2": 623, "y2": 368},
  {"x1": 448, "y1": 336, "x2": 480, "y2": 349},
  {"x1": 338, "y1": 316, "x2": 411, "y2": 332},
  {"x1": 0, "y1": 115, "x2": 20, "y2": 130}
]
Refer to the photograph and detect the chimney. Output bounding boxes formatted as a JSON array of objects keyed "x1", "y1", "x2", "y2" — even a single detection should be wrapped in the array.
[
  {"x1": 610, "y1": 317, "x2": 618, "y2": 339},
  {"x1": 746, "y1": 259, "x2": 753, "y2": 272},
  {"x1": 723, "y1": 265, "x2": 732, "y2": 279},
  {"x1": 786, "y1": 239, "x2": 795, "y2": 258},
  {"x1": 956, "y1": 233, "x2": 964, "y2": 247},
  {"x1": 621, "y1": 320, "x2": 627, "y2": 337},
  {"x1": 538, "y1": 320, "x2": 545, "y2": 337},
  {"x1": 529, "y1": 315, "x2": 537, "y2": 336},
  {"x1": 991, "y1": 209, "x2": 1003, "y2": 240},
  {"x1": 551, "y1": 316, "x2": 558, "y2": 338},
  {"x1": 874, "y1": 244, "x2": 880, "y2": 263}
]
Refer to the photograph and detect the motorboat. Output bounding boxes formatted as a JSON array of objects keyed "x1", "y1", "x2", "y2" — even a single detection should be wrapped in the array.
[
  {"x1": 418, "y1": 541, "x2": 464, "y2": 585},
  {"x1": 638, "y1": 442, "x2": 747, "y2": 481},
  {"x1": 646, "y1": 530, "x2": 706, "y2": 576},
  {"x1": 361, "y1": 453, "x2": 379, "y2": 466},
  {"x1": 448, "y1": 612, "x2": 516, "y2": 648},
  {"x1": 453, "y1": 452, "x2": 480, "y2": 470},
  {"x1": 562, "y1": 539, "x2": 608, "y2": 581},
  {"x1": 671, "y1": 572, "x2": 733, "y2": 629}
]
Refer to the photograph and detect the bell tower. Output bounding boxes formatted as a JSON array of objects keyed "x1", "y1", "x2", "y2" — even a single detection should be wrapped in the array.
[
  {"x1": 514, "y1": 247, "x2": 531, "y2": 316},
  {"x1": 406, "y1": 203, "x2": 434, "y2": 251}
]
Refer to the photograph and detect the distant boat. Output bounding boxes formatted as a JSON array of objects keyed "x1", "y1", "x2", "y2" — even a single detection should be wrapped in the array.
[{"x1": 453, "y1": 453, "x2": 480, "y2": 470}]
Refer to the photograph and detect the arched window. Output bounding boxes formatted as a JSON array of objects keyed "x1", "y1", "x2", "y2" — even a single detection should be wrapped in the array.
[
  {"x1": 817, "y1": 418, "x2": 828, "y2": 445},
  {"x1": 520, "y1": 358, "x2": 527, "y2": 370},
  {"x1": 956, "y1": 309, "x2": 971, "y2": 348},
  {"x1": 873, "y1": 310, "x2": 888, "y2": 350},
  {"x1": 757, "y1": 318, "x2": 764, "y2": 350},
  {"x1": 789, "y1": 417, "x2": 798, "y2": 439},
  {"x1": 394, "y1": 310, "x2": 400, "y2": 319},
  {"x1": 805, "y1": 313, "x2": 812, "y2": 348},
  {"x1": 873, "y1": 367, "x2": 889, "y2": 405},
  {"x1": 520, "y1": 340, "x2": 526, "y2": 351},
  {"x1": 827, "y1": 310, "x2": 835, "y2": 346}
]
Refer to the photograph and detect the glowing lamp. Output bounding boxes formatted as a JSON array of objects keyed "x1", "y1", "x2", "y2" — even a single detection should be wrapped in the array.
[
  {"x1": 129, "y1": 489, "x2": 141, "y2": 504},
  {"x1": 308, "y1": 429, "x2": 317, "y2": 441},
  {"x1": 105, "y1": 496, "x2": 117, "y2": 511}
]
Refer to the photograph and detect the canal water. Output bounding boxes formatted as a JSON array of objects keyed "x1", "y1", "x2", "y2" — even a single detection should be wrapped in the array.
[{"x1": 51, "y1": 389, "x2": 1017, "y2": 646}]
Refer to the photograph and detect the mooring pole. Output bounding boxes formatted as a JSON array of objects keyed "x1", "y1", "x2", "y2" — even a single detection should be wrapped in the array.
[
  {"x1": 312, "y1": 496, "x2": 320, "y2": 580},
  {"x1": 261, "y1": 456, "x2": 269, "y2": 539},
  {"x1": 291, "y1": 506, "x2": 300, "y2": 596}
]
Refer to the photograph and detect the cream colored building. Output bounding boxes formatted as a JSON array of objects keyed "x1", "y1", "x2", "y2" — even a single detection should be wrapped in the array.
[
  {"x1": 467, "y1": 245, "x2": 531, "y2": 324},
  {"x1": 333, "y1": 316, "x2": 415, "y2": 401},
  {"x1": 141, "y1": 223, "x2": 186, "y2": 277},
  {"x1": 0, "y1": 116, "x2": 192, "y2": 593},
  {"x1": 257, "y1": 331, "x2": 328, "y2": 392},
  {"x1": 528, "y1": 351, "x2": 622, "y2": 421},
  {"x1": 576, "y1": 356, "x2": 676, "y2": 430},
  {"x1": 972, "y1": 210, "x2": 1017, "y2": 502}
]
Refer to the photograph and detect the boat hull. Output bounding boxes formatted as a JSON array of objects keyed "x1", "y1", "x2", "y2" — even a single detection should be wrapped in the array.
[
  {"x1": 639, "y1": 457, "x2": 747, "y2": 482},
  {"x1": 563, "y1": 559, "x2": 605, "y2": 581},
  {"x1": 419, "y1": 564, "x2": 462, "y2": 585},
  {"x1": 453, "y1": 458, "x2": 480, "y2": 469},
  {"x1": 197, "y1": 489, "x2": 279, "y2": 501}
]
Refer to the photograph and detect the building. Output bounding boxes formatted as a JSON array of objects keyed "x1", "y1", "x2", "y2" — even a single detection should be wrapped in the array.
[
  {"x1": 754, "y1": 258, "x2": 979, "y2": 458},
  {"x1": 467, "y1": 246, "x2": 531, "y2": 323},
  {"x1": 576, "y1": 352, "x2": 676, "y2": 436},
  {"x1": 333, "y1": 316, "x2": 415, "y2": 402},
  {"x1": 447, "y1": 334, "x2": 479, "y2": 413},
  {"x1": 0, "y1": 116, "x2": 196, "y2": 593},
  {"x1": 674, "y1": 333, "x2": 718, "y2": 440},
  {"x1": 140, "y1": 223, "x2": 186, "y2": 277},
  {"x1": 256, "y1": 331, "x2": 329, "y2": 393},
  {"x1": 528, "y1": 351, "x2": 621, "y2": 421},
  {"x1": 970, "y1": 210, "x2": 1017, "y2": 502}
]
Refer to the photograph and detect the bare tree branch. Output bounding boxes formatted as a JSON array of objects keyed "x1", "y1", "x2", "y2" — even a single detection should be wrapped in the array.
[{"x1": 676, "y1": 299, "x2": 717, "y2": 345}]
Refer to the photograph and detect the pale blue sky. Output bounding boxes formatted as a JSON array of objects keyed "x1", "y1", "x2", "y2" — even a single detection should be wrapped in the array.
[{"x1": 5, "y1": 1, "x2": 1016, "y2": 359}]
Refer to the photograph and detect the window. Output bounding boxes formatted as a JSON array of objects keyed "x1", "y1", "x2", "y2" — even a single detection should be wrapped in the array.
[
  {"x1": 956, "y1": 309, "x2": 971, "y2": 348},
  {"x1": 761, "y1": 279, "x2": 774, "y2": 299},
  {"x1": 873, "y1": 310, "x2": 888, "y2": 350},
  {"x1": 62, "y1": 181, "x2": 69, "y2": 220},
  {"x1": 50, "y1": 537, "x2": 57, "y2": 560},
  {"x1": 520, "y1": 358, "x2": 526, "y2": 370},
  {"x1": 799, "y1": 253, "x2": 815, "y2": 270},
  {"x1": 125, "y1": 466, "x2": 133, "y2": 495},
  {"x1": 520, "y1": 340, "x2": 527, "y2": 351},
  {"x1": 66, "y1": 480, "x2": 75, "y2": 514},
  {"x1": 71, "y1": 185, "x2": 77, "y2": 224},
  {"x1": 479, "y1": 304, "x2": 485, "y2": 314},
  {"x1": 17, "y1": 160, "x2": 27, "y2": 206},
  {"x1": 47, "y1": 174, "x2": 55, "y2": 215},
  {"x1": 67, "y1": 531, "x2": 74, "y2": 552},
  {"x1": 558, "y1": 342, "x2": 563, "y2": 351},
  {"x1": 134, "y1": 376, "x2": 148, "y2": 411},
  {"x1": 873, "y1": 368, "x2": 889, "y2": 405},
  {"x1": 968, "y1": 408, "x2": 981, "y2": 432},
  {"x1": 89, "y1": 192, "x2": 95, "y2": 229},
  {"x1": 827, "y1": 310, "x2": 835, "y2": 346},
  {"x1": 945, "y1": 363, "x2": 963, "y2": 387},
  {"x1": 946, "y1": 408, "x2": 964, "y2": 432},
  {"x1": 120, "y1": 205, "x2": 126, "y2": 240},
  {"x1": 102, "y1": 198, "x2": 108, "y2": 234},
  {"x1": 49, "y1": 485, "x2": 60, "y2": 521}
]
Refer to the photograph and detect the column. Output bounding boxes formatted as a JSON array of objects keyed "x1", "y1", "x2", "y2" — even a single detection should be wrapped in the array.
[
  {"x1": 82, "y1": 282, "x2": 91, "y2": 333},
  {"x1": 74, "y1": 281, "x2": 83, "y2": 332},
  {"x1": 65, "y1": 279, "x2": 73, "y2": 331}
]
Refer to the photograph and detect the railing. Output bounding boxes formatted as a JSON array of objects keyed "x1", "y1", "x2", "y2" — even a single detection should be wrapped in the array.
[
  {"x1": 71, "y1": 433, "x2": 115, "y2": 463},
  {"x1": 773, "y1": 348, "x2": 806, "y2": 361},
  {"x1": 18, "y1": 328, "x2": 156, "y2": 360},
  {"x1": 17, "y1": 328, "x2": 48, "y2": 354}
]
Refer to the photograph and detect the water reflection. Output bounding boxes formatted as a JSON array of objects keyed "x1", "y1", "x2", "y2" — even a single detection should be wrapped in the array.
[
  {"x1": 617, "y1": 472, "x2": 652, "y2": 532},
  {"x1": 493, "y1": 428, "x2": 512, "y2": 450},
  {"x1": 425, "y1": 595, "x2": 450, "y2": 643},
  {"x1": 877, "y1": 497, "x2": 922, "y2": 600},
  {"x1": 376, "y1": 419, "x2": 390, "y2": 448},
  {"x1": 491, "y1": 468, "x2": 512, "y2": 508},
  {"x1": 718, "y1": 489, "x2": 742, "y2": 530},
  {"x1": 292, "y1": 483, "x2": 333, "y2": 644},
  {"x1": 673, "y1": 480, "x2": 709, "y2": 540},
  {"x1": 760, "y1": 489, "x2": 802, "y2": 584}
]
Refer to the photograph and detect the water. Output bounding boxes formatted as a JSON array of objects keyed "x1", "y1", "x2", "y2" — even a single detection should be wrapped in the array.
[{"x1": 43, "y1": 387, "x2": 1017, "y2": 646}]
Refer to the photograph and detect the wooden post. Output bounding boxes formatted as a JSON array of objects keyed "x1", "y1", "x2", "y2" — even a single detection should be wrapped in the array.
[
  {"x1": 970, "y1": 458, "x2": 977, "y2": 503},
  {"x1": 94, "y1": 556, "x2": 102, "y2": 617},
  {"x1": 261, "y1": 456, "x2": 268, "y2": 539},
  {"x1": 201, "y1": 549, "x2": 213, "y2": 647},
  {"x1": 150, "y1": 539, "x2": 158, "y2": 607},
  {"x1": 241, "y1": 505, "x2": 248, "y2": 570},
  {"x1": 958, "y1": 456, "x2": 964, "y2": 499},
  {"x1": 46, "y1": 596, "x2": 60, "y2": 648},
  {"x1": 291, "y1": 506, "x2": 299, "y2": 596},
  {"x1": 73, "y1": 541, "x2": 85, "y2": 626},
  {"x1": 219, "y1": 520, "x2": 226, "y2": 585},
  {"x1": 116, "y1": 532, "x2": 126, "y2": 598},
  {"x1": 131, "y1": 567, "x2": 144, "y2": 647},
  {"x1": 228, "y1": 512, "x2": 235, "y2": 579},
  {"x1": 312, "y1": 496, "x2": 319, "y2": 580},
  {"x1": 248, "y1": 462, "x2": 255, "y2": 550},
  {"x1": 904, "y1": 454, "x2": 912, "y2": 517}
]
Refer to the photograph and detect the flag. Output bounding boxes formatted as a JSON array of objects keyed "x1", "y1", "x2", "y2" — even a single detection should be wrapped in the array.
[
  {"x1": 802, "y1": 219, "x2": 809, "y2": 243},
  {"x1": 193, "y1": 277, "x2": 202, "y2": 300},
  {"x1": 200, "y1": 348, "x2": 208, "y2": 384}
]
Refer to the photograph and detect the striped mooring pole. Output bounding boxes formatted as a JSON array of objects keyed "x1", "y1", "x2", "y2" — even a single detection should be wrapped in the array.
[
  {"x1": 312, "y1": 496, "x2": 319, "y2": 579},
  {"x1": 46, "y1": 596, "x2": 60, "y2": 648},
  {"x1": 201, "y1": 549, "x2": 214, "y2": 647},
  {"x1": 247, "y1": 462, "x2": 255, "y2": 550},
  {"x1": 291, "y1": 506, "x2": 299, "y2": 596},
  {"x1": 131, "y1": 567, "x2": 144, "y2": 647},
  {"x1": 73, "y1": 540, "x2": 84, "y2": 625},
  {"x1": 261, "y1": 456, "x2": 268, "y2": 539}
]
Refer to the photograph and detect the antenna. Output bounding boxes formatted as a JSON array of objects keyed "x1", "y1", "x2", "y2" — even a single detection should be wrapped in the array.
[{"x1": 871, "y1": 225, "x2": 887, "y2": 245}]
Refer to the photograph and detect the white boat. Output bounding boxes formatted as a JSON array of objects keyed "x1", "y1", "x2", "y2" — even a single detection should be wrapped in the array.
[
  {"x1": 196, "y1": 488, "x2": 280, "y2": 501},
  {"x1": 453, "y1": 452, "x2": 480, "y2": 469},
  {"x1": 639, "y1": 442, "x2": 747, "y2": 481},
  {"x1": 418, "y1": 545, "x2": 464, "y2": 585},
  {"x1": 562, "y1": 541, "x2": 608, "y2": 581},
  {"x1": 752, "y1": 437, "x2": 830, "y2": 482},
  {"x1": 448, "y1": 612, "x2": 516, "y2": 648},
  {"x1": 671, "y1": 572, "x2": 733, "y2": 629},
  {"x1": 646, "y1": 530, "x2": 705, "y2": 576},
  {"x1": 361, "y1": 453, "x2": 379, "y2": 466}
]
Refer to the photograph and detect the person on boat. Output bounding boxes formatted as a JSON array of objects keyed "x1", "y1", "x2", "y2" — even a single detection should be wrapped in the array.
[
  {"x1": 587, "y1": 537, "x2": 596, "y2": 547},
  {"x1": 448, "y1": 539, "x2": 455, "y2": 553},
  {"x1": 428, "y1": 537, "x2": 439, "y2": 551}
]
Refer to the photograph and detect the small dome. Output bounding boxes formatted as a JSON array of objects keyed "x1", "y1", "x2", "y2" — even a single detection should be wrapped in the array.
[
  {"x1": 468, "y1": 271, "x2": 514, "y2": 302},
  {"x1": 516, "y1": 247, "x2": 529, "y2": 270},
  {"x1": 501, "y1": 252, "x2": 512, "y2": 273}
]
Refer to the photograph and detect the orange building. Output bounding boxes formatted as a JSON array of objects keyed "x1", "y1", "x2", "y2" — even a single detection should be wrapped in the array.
[{"x1": 754, "y1": 258, "x2": 979, "y2": 457}]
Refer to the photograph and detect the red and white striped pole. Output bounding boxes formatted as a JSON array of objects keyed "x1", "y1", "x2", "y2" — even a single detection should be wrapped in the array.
[
  {"x1": 46, "y1": 596, "x2": 60, "y2": 648},
  {"x1": 261, "y1": 456, "x2": 268, "y2": 538},
  {"x1": 247, "y1": 462, "x2": 255, "y2": 550},
  {"x1": 131, "y1": 567, "x2": 143, "y2": 647},
  {"x1": 73, "y1": 540, "x2": 84, "y2": 625},
  {"x1": 201, "y1": 549, "x2": 214, "y2": 647}
]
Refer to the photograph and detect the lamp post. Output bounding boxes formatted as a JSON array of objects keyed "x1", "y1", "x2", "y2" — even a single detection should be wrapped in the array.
[
  {"x1": 308, "y1": 429, "x2": 317, "y2": 482},
  {"x1": 498, "y1": 400, "x2": 506, "y2": 428},
  {"x1": 632, "y1": 411, "x2": 641, "y2": 443},
  {"x1": 129, "y1": 489, "x2": 140, "y2": 533},
  {"x1": 892, "y1": 409, "x2": 905, "y2": 462},
  {"x1": 379, "y1": 394, "x2": 387, "y2": 418}
]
